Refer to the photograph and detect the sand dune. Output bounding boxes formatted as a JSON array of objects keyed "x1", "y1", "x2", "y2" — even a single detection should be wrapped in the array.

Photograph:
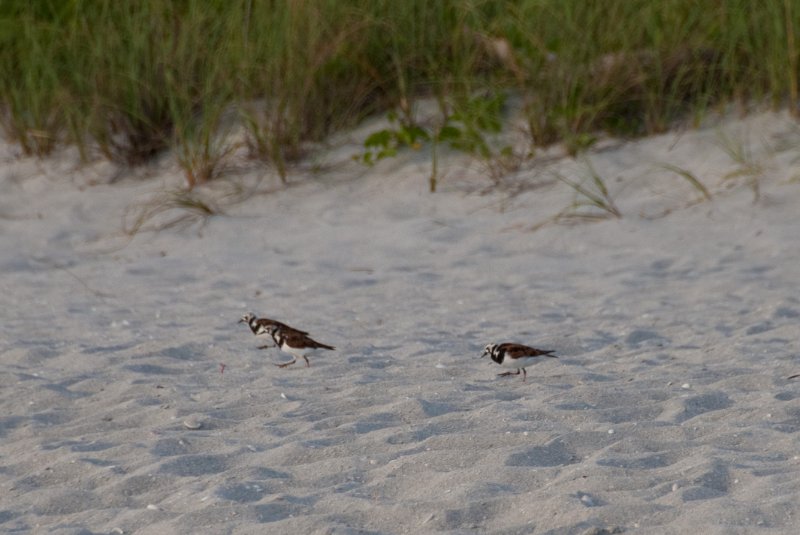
[{"x1": 1, "y1": 111, "x2": 800, "y2": 534}]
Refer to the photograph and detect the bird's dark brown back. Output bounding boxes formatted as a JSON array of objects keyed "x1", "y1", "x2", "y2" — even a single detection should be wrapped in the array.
[{"x1": 499, "y1": 343, "x2": 556, "y2": 359}]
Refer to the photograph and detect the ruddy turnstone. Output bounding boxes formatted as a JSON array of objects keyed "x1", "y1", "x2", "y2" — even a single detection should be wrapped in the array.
[
  {"x1": 264, "y1": 325, "x2": 335, "y2": 368},
  {"x1": 239, "y1": 312, "x2": 307, "y2": 349},
  {"x1": 481, "y1": 342, "x2": 557, "y2": 382}
]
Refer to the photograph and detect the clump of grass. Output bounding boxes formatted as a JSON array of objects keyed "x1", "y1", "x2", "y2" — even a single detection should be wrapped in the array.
[
  {"x1": 123, "y1": 188, "x2": 223, "y2": 235},
  {"x1": 717, "y1": 130, "x2": 765, "y2": 202},
  {"x1": 500, "y1": 3, "x2": 723, "y2": 146},
  {"x1": 0, "y1": 5, "x2": 66, "y2": 156},
  {"x1": 75, "y1": 3, "x2": 179, "y2": 166},
  {"x1": 172, "y1": 118, "x2": 237, "y2": 189},
  {"x1": 552, "y1": 158, "x2": 622, "y2": 224},
  {"x1": 164, "y1": 8, "x2": 238, "y2": 188},
  {"x1": 235, "y1": 1, "x2": 397, "y2": 183}
]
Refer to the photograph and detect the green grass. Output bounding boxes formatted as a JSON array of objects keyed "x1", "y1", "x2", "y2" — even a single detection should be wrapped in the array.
[
  {"x1": 1, "y1": 1, "x2": 799, "y2": 188},
  {"x1": 658, "y1": 163, "x2": 713, "y2": 201},
  {"x1": 555, "y1": 158, "x2": 622, "y2": 221}
]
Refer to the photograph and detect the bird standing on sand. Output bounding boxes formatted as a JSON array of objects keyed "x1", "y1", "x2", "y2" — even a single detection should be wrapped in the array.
[
  {"x1": 264, "y1": 324, "x2": 335, "y2": 368},
  {"x1": 239, "y1": 312, "x2": 307, "y2": 349},
  {"x1": 481, "y1": 342, "x2": 558, "y2": 382}
]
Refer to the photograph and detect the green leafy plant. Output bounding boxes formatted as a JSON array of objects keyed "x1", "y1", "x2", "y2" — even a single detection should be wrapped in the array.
[
  {"x1": 358, "y1": 111, "x2": 430, "y2": 166},
  {"x1": 357, "y1": 94, "x2": 510, "y2": 192},
  {"x1": 444, "y1": 93, "x2": 505, "y2": 158}
]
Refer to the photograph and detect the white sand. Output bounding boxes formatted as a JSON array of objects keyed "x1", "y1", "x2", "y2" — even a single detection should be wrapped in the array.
[{"x1": 1, "y1": 111, "x2": 800, "y2": 534}]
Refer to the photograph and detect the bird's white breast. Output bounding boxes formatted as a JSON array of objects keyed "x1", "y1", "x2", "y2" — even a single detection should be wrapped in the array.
[{"x1": 498, "y1": 355, "x2": 541, "y2": 369}]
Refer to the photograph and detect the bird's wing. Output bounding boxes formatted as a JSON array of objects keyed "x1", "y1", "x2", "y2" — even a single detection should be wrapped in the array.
[{"x1": 501, "y1": 343, "x2": 556, "y2": 359}]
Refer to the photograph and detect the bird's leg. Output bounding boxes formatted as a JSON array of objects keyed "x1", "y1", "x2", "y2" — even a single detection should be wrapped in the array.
[
  {"x1": 275, "y1": 357, "x2": 297, "y2": 368},
  {"x1": 522, "y1": 368, "x2": 527, "y2": 382},
  {"x1": 497, "y1": 370, "x2": 521, "y2": 377},
  {"x1": 303, "y1": 355, "x2": 311, "y2": 367},
  {"x1": 258, "y1": 344, "x2": 275, "y2": 350}
]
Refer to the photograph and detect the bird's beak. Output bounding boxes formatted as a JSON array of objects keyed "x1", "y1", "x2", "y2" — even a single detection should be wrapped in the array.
[
  {"x1": 479, "y1": 352, "x2": 487, "y2": 359},
  {"x1": 238, "y1": 318, "x2": 245, "y2": 323}
]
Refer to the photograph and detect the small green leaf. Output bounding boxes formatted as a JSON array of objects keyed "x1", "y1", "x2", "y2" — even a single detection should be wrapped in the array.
[
  {"x1": 437, "y1": 125, "x2": 461, "y2": 142},
  {"x1": 402, "y1": 125, "x2": 429, "y2": 144},
  {"x1": 377, "y1": 147, "x2": 397, "y2": 160},
  {"x1": 364, "y1": 129, "x2": 393, "y2": 149}
]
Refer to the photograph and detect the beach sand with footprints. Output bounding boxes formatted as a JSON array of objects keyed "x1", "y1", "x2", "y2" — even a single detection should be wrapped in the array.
[{"x1": 2, "y1": 111, "x2": 800, "y2": 534}]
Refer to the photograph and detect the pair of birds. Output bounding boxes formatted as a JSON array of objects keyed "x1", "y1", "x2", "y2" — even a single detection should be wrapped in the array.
[{"x1": 239, "y1": 312, "x2": 557, "y2": 381}]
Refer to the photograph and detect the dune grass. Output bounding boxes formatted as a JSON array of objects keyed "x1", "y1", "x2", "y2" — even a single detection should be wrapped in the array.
[{"x1": 1, "y1": 1, "x2": 798, "y2": 189}]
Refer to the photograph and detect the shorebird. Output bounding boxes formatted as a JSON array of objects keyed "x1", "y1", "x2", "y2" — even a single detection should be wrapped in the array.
[
  {"x1": 481, "y1": 342, "x2": 558, "y2": 382},
  {"x1": 264, "y1": 325, "x2": 335, "y2": 368},
  {"x1": 239, "y1": 312, "x2": 307, "y2": 349}
]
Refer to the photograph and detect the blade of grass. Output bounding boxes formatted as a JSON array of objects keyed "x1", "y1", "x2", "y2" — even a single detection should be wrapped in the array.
[{"x1": 658, "y1": 162, "x2": 712, "y2": 201}]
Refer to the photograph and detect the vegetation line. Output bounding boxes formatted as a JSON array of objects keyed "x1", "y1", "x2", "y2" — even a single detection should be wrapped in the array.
[{"x1": 1, "y1": 1, "x2": 798, "y2": 192}]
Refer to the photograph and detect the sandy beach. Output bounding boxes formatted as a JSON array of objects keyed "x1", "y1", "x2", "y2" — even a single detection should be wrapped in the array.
[{"x1": 2, "y1": 110, "x2": 800, "y2": 534}]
